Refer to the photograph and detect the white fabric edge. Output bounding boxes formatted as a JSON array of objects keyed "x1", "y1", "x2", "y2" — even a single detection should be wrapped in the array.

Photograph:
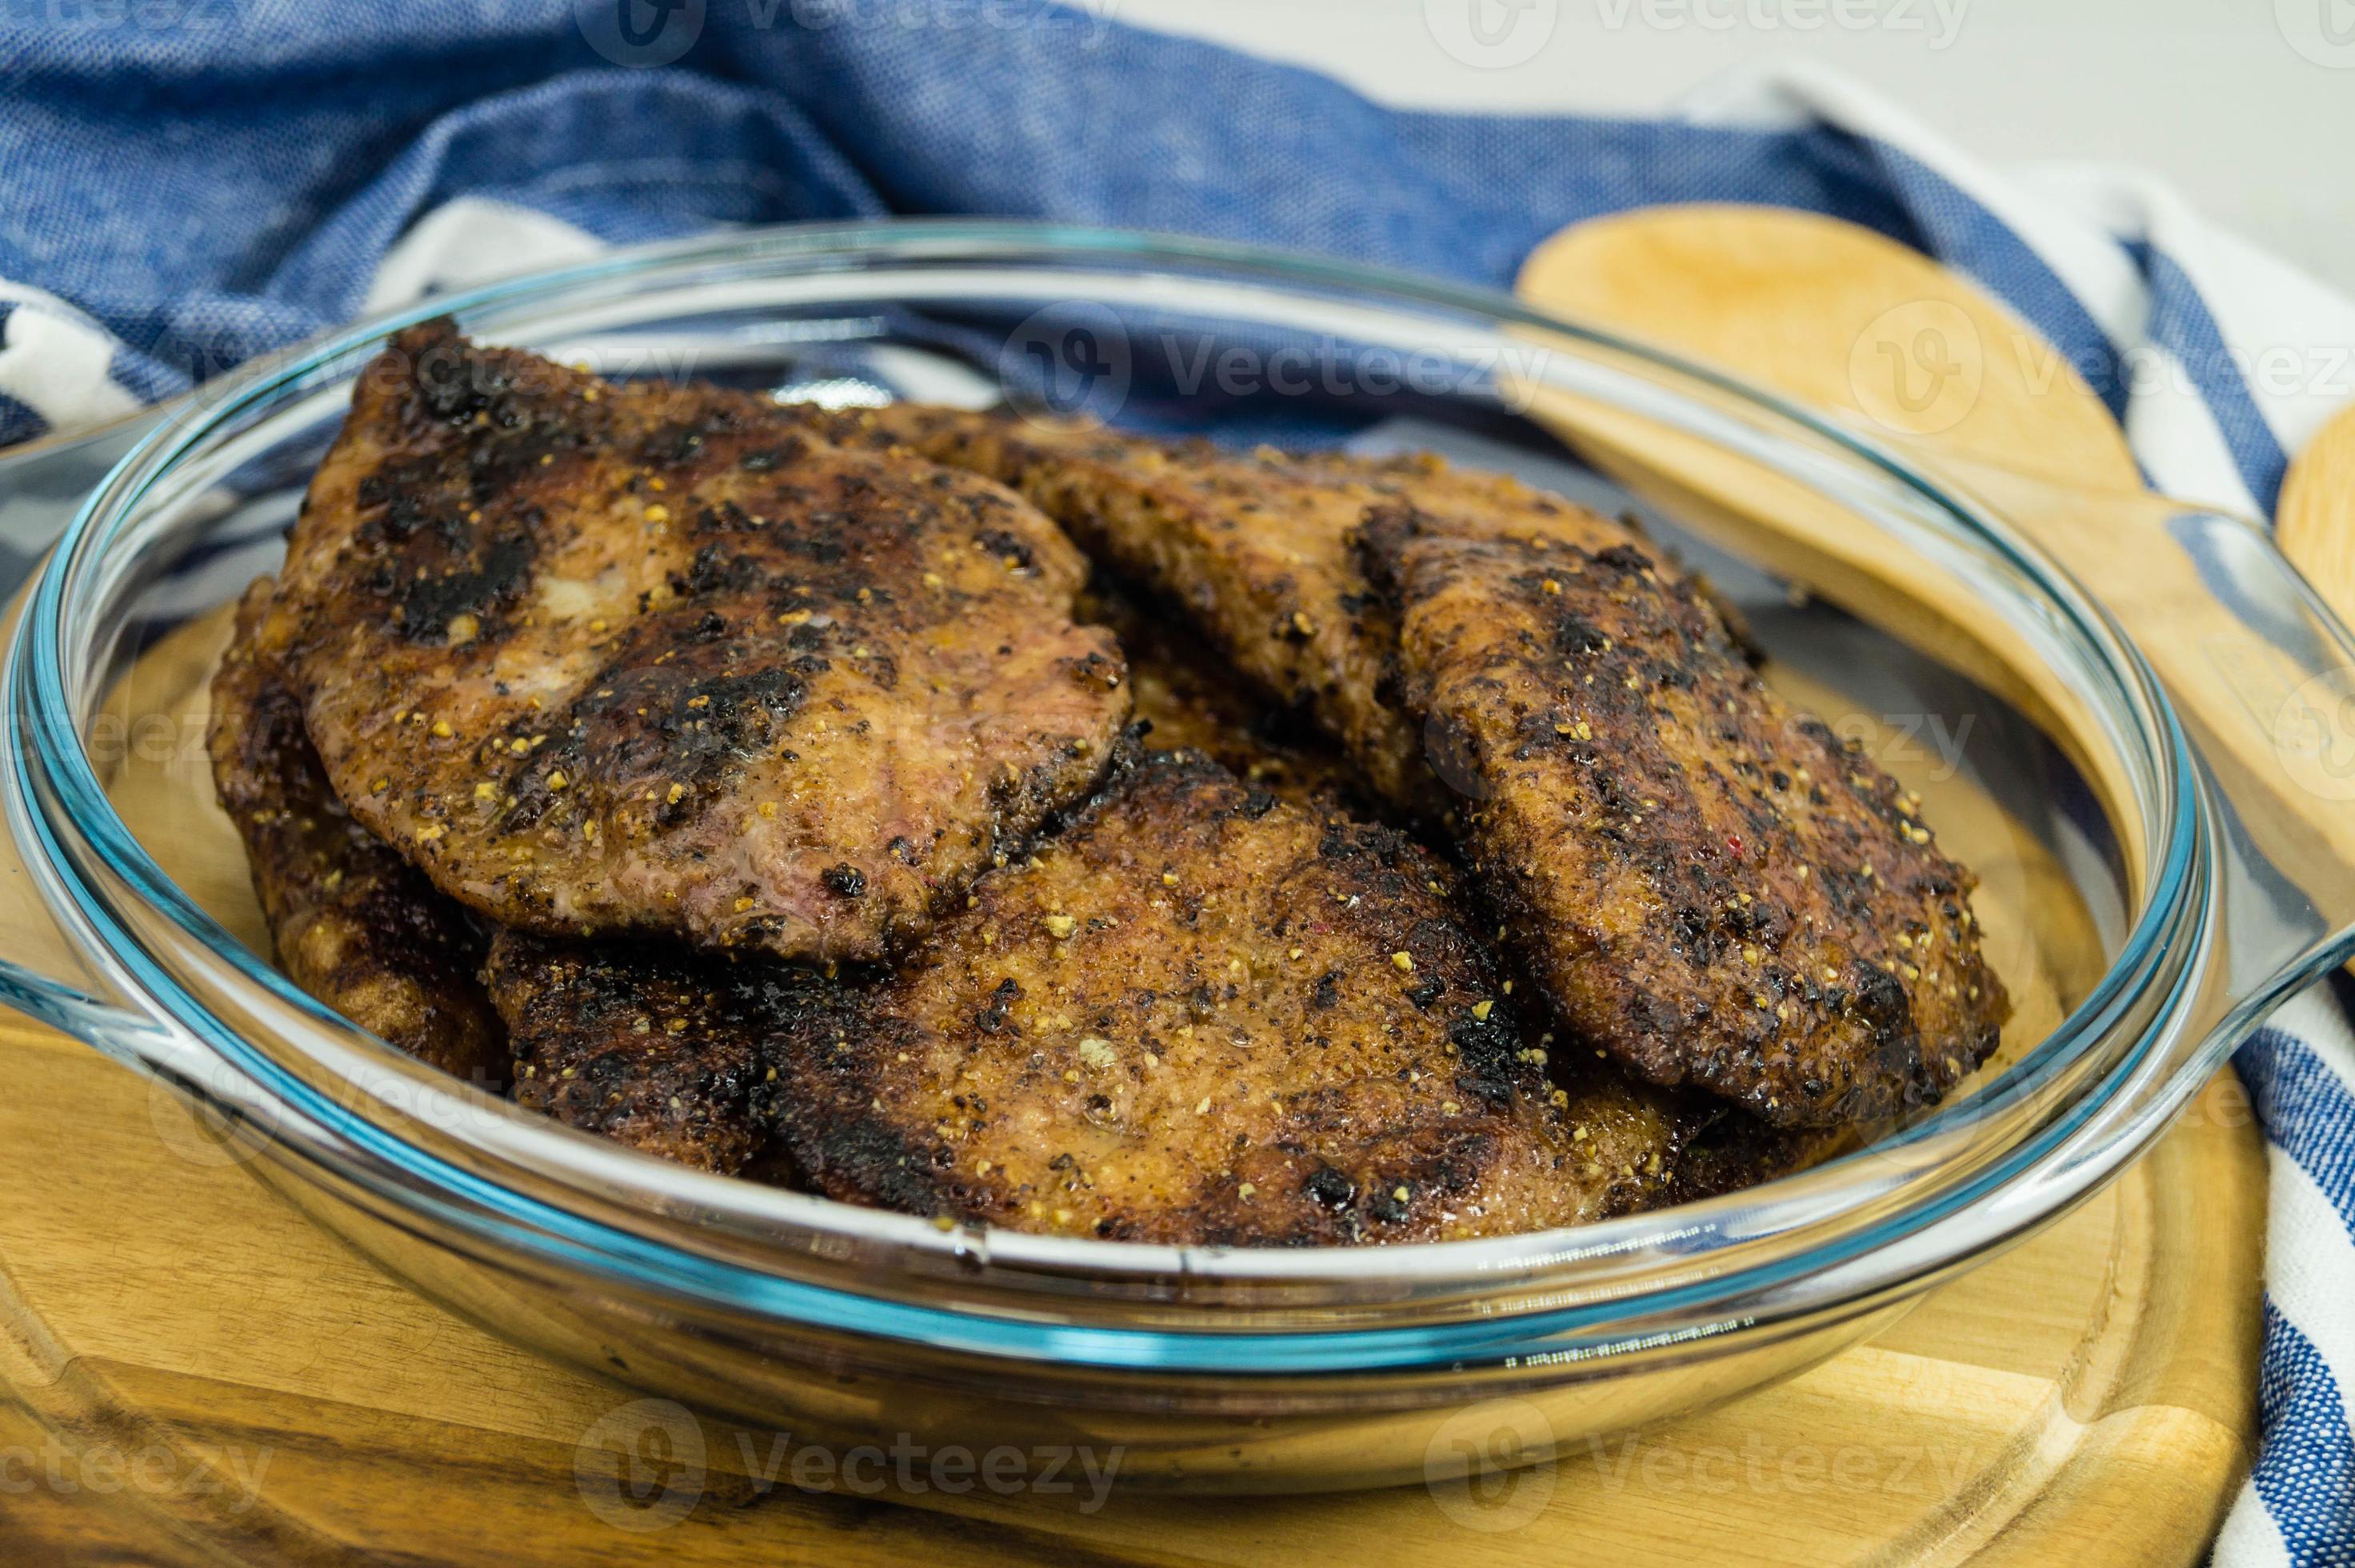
[
  {"x1": 360, "y1": 196, "x2": 610, "y2": 314},
  {"x1": 2025, "y1": 162, "x2": 2355, "y2": 466},
  {"x1": 2264, "y1": 1153, "x2": 2355, "y2": 1444},
  {"x1": 0, "y1": 279, "x2": 142, "y2": 430}
]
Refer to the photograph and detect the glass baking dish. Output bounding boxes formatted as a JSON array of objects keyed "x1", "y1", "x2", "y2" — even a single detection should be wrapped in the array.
[{"x1": 1, "y1": 222, "x2": 2348, "y2": 1493}]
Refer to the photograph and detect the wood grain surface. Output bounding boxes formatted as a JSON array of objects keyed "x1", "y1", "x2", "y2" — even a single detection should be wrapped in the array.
[
  {"x1": 0, "y1": 205, "x2": 2300, "y2": 1562},
  {"x1": 0, "y1": 1006, "x2": 2269, "y2": 1566}
]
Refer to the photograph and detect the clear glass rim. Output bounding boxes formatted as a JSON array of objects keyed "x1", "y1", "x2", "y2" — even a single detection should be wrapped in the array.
[{"x1": 5, "y1": 220, "x2": 2214, "y2": 1370}]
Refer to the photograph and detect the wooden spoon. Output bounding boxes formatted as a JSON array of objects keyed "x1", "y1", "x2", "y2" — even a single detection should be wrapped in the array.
[
  {"x1": 1518, "y1": 201, "x2": 2355, "y2": 624},
  {"x1": 1517, "y1": 204, "x2": 2141, "y2": 494},
  {"x1": 2277, "y1": 398, "x2": 2355, "y2": 623}
]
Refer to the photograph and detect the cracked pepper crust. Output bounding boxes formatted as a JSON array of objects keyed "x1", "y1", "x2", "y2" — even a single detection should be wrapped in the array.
[
  {"x1": 850, "y1": 407, "x2": 1633, "y2": 818},
  {"x1": 482, "y1": 930, "x2": 846, "y2": 1175},
  {"x1": 256, "y1": 323, "x2": 1130, "y2": 962},
  {"x1": 210, "y1": 360, "x2": 1996, "y2": 1218},
  {"x1": 1362, "y1": 518, "x2": 2009, "y2": 1130},
  {"x1": 773, "y1": 750, "x2": 1689, "y2": 1244},
  {"x1": 207, "y1": 579, "x2": 506, "y2": 1083},
  {"x1": 1074, "y1": 576, "x2": 1361, "y2": 811}
]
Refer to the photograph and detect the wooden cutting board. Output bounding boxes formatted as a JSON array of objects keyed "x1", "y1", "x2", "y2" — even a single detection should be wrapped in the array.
[
  {"x1": 0, "y1": 1001, "x2": 2266, "y2": 1566},
  {"x1": 0, "y1": 209, "x2": 2289, "y2": 1564}
]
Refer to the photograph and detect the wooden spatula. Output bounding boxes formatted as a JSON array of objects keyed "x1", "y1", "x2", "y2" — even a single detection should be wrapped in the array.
[
  {"x1": 2278, "y1": 399, "x2": 2355, "y2": 622},
  {"x1": 1517, "y1": 201, "x2": 2355, "y2": 623}
]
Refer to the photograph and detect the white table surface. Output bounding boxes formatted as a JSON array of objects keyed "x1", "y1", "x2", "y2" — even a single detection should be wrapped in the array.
[{"x1": 1119, "y1": 0, "x2": 2355, "y2": 294}]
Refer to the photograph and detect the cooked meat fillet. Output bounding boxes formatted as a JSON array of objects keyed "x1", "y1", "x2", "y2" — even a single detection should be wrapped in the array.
[
  {"x1": 773, "y1": 750, "x2": 1689, "y2": 1244},
  {"x1": 1669, "y1": 1111, "x2": 1852, "y2": 1205},
  {"x1": 207, "y1": 579, "x2": 505, "y2": 1082},
  {"x1": 482, "y1": 931, "x2": 844, "y2": 1174},
  {"x1": 852, "y1": 407, "x2": 1630, "y2": 815},
  {"x1": 254, "y1": 322, "x2": 1130, "y2": 962},
  {"x1": 1074, "y1": 577, "x2": 1360, "y2": 810},
  {"x1": 1362, "y1": 519, "x2": 2009, "y2": 1129}
]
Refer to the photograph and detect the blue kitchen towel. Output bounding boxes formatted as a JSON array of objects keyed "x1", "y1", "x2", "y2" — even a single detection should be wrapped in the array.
[{"x1": 2, "y1": 8, "x2": 2352, "y2": 1559}]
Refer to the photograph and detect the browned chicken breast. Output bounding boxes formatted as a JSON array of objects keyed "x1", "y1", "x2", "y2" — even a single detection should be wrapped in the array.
[
  {"x1": 773, "y1": 750, "x2": 1690, "y2": 1244},
  {"x1": 1361, "y1": 518, "x2": 2009, "y2": 1129},
  {"x1": 1074, "y1": 577, "x2": 1361, "y2": 810},
  {"x1": 850, "y1": 407, "x2": 1629, "y2": 816},
  {"x1": 207, "y1": 580, "x2": 505, "y2": 1083},
  {"x1": 482, "y1": 931, "x2": 844, "y2": 1174},
  {"x1": 254, "y1": 322, "x2": 1130, "y2": 962}
]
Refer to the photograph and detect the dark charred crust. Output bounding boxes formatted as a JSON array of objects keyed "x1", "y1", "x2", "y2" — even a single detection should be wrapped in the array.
[
  {"x1": 766, "y1": 748, "x2": 1685, "y2": 1245},
  {"x1": 262, "y1": 325, "x2": 1130, "y2": 962},
  {"x1": 854, "y1": 406, "x2": 1642, "y2": 825},
  {"x1": 220, "y1": 371, "x2": 2008, "y2": 1222},
  {"x1": 1667, "y1": 1106, "x2": 1853, "y2": 1203},
  {"x1": 484, "y1": 930, "x2": 851, "y2": 1174},
  {"x1": 207, "y1": 579, "x2": 506, "y2": 1084},
  {"x1": 1368, "y1": 526, "x2": 2010, "y2": 1129},
  {"x1": 390, "y1": 530, "x2": 535, "y2": 643},
  {"x1": 1070, "y1": 574, "x2": 1365, "y2": 813}
]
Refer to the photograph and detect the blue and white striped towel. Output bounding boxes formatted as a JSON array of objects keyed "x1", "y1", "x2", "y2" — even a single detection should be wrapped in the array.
[{"x1": 1, "y1": 10, "x2": 2349, "y2": 1557}]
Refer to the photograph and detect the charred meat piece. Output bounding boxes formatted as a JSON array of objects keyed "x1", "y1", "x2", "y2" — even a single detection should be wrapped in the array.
[
  {"x1": 254, "y1": 322, "x2": 1130, "y2": 962},
  {"x1": 207, "y1": 580, "x2": 505, "y2": 1083},
  {"x1": 1668, "y1": 1110, "x2": 1853, "y2": 1205},
  {"x1": 850, "y1": 408, "x2": 1631, "y2": 816},
  {"x1": 482, "y1": 931, "x2": 846, "y2": 1174},
  {"x1": 1074, "y1": 576, "x2": 1361, "y2": 811},
  {"x1": 1362, "y1": 518, "x2": 2009, "y2": 1129},
  {"x1": 773, "y1": 750, "x2": 1689, "y2": 1244}
]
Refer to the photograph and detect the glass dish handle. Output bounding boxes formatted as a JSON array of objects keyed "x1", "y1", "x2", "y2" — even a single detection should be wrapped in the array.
[{"x1": 1931, "y1": 455, "x2": 2355, "y2": 1000}]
